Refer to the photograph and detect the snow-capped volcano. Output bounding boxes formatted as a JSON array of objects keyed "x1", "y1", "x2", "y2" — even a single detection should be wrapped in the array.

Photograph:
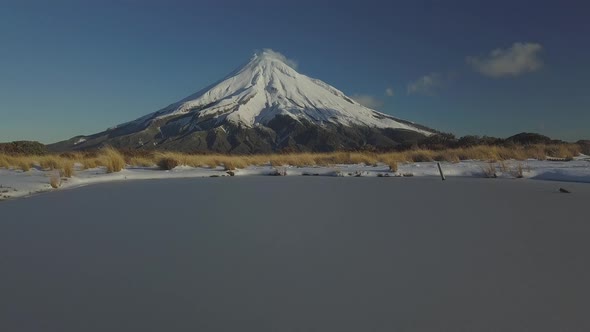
[
  {"x1": 135, "y1": 49, "x2": 431, "y2": 134},
  {"x1": 50, "y1": 50, "x2": 436, "y2": 153}
]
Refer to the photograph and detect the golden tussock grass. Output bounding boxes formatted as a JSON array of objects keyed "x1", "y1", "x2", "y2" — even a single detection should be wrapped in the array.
[
  {"x1": 81, "y1": 158, "x2": 100, "y2": 170},
  {"x1": 0, "y1": 143, "x2": 582, "y2": 173},
  {"x1": 99, "y1": 147, "x2": 126, "y2": 173},
  {"x1": 60, "y1": 162, "x2": 74, "y2": 178},
  {"x1": 1, "y1": 147, "x2": 125, "y2": 174},
  {"x1": 0, "y1": 155, "x2": 9, "y2": 169},
  {"x1": 17, "y1": 160, "x2": 32, "y2": 172},
  {"x1": 38, "y1": 155, "x2": 62, "y2": 170},
  {"x1": 128, "y1": 157, "x2": 155, "y2": 167}
]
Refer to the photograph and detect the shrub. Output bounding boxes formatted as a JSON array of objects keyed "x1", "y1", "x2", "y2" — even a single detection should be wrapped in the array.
[{"x1": 158, "y1": 157, "x2": 179, "y2": 170}]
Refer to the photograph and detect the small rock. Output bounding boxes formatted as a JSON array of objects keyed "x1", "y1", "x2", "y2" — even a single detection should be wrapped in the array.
[
  {"x1": 559, "y1": 188, "x2": 571, "y2": 193},
  {"x1": 226, "y1": 171, "x2": 235, "y2": 176}
]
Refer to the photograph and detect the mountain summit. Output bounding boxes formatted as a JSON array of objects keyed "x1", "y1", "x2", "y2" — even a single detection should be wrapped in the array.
[{"x1": 51, "y1": 49, "x2": 436, "y2": 153}]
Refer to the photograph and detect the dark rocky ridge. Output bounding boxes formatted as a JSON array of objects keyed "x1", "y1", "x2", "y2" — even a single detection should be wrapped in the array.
[{"x1": 48, "y1": 114, "x2": 430, "y2": 153}]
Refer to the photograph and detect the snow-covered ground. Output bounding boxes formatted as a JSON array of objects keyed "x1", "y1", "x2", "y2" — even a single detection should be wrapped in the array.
[{"x1": 1, "y1": 156, "x2": 589, "y2": 201}]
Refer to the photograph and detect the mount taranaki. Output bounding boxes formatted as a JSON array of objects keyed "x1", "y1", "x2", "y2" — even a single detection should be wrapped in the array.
[{"x1": 50, "y1": 50, "x2": 436, "y2": 153}]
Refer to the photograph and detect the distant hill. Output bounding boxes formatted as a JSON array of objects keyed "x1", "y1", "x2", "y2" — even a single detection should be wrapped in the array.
[
  {"x1": 505, "y1": 133, "x2": 553, "y2": 145},
  {"x1": 0, "y1": 141, "x2": 46, "y2": 155}
]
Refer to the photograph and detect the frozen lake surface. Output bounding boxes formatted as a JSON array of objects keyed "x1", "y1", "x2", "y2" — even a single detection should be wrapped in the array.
[{"x1": 1, "y1": 177, "x2": 589, "y2": 331}]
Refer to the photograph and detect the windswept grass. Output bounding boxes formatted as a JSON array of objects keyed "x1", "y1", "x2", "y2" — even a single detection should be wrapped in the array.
[
  {"x1": 0, "y1": 143, "x2": 583, "y2": 174},
  {"x1": 99, "y1": 147, "x2": 126, "y2": 173},
  {"x1": 60, "y1": 162, "x2": 74, "y2": 178},
  {"x1": 39, "y1": 155, "x2": 62, "y2": 170},
  {"x1": 17, "y1": 160, "x2": 32, "y2": 172},
  {"x1": 81, "y1": 158, "x2": 100, "y2": 170},
  {"x1": 0, "y1": 155, "x2": 9, "y2": 169}
]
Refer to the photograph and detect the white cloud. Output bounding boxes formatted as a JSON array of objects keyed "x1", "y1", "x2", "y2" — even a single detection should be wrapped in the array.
[
  {"x1": 258, "y1": 48, "x2": 299, "y2": 69},
  {"x1": 407, "y1": 73, "x2": 443, "y2": 95},
  {"x1": 351, "y1": 94, "x2": 384, "y2": 109},
  {"x1": 385, "y1": 87, "x2": 394, "y2": 97},
  {"x1": 466, "y1": 42, "x2": 543, "y2": 78}
]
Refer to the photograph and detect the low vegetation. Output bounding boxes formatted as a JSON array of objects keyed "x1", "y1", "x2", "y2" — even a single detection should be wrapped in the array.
[
  {"x1": 511, "y1": 163, "x2": 527, "y2": 179},
  {"x1": 0, "y1": 143, "x2": 584, "y2": 174},
  {"x1": 0, "y1": 141, "x2": 46, "y2": 155},
  {"x1": 99, "y1": 147, "x2": 126, "y2": 173},
  {"x1": 157, "y1": 157, "x2": 179, "y2": 170},
  {"x1": 60, "y1": 162, "x2": 74, "y2": 178},
  {"x1": 49, "y1": 174, "x2": 61, "y2": 188},
  {"x1": 482, "y1": 162, "x2": 497, "y2": 178}
]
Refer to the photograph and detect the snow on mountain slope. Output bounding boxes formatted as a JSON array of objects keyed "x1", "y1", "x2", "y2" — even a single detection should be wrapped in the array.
[{"x1": 132, "y1": 49, "x2": 432, "y2": 135}]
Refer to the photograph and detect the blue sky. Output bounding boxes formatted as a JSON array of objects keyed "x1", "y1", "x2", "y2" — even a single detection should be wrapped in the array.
[{"x1": 1, "y1": 0, "x2": 588, "y2": 143}]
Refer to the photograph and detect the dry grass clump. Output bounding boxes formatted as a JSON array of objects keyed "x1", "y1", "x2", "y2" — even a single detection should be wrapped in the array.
[
  {"x1": 128, "y1": 157, "x2": 155, "y2": 167},
  {"x1": 387, "y1": 160, "x2": 398, "y2": 172},
  {"x1": 482, "y1": 162, "x2": 497, "y2": 178},
  {"x1": 81, "y1": 158, "x2": 99, "y2": 170},
  {"x1": 157, "y1": 157, "x2": 179, "y2": 170},
  {"x1": 510, "y1": 162, "x2": 526, "y2": 178},
  {"x1": 378, "y1": 155, "x2": 399, "y2": 172},
  {"x1": 543, "y1": 144, "x2": 580, "y2": 159},
  {"x1": 99, "y1": 147, "x2": 126, "y2": 173},
  {"x1": 49, "y1": 174, "x2": 61, "y2": 188},
  {"x1": 0, "y1": 155, "x2": 9, "y2": 169},
  {"x1": 38, "y1": 156, "x2": 61, "y2": 170},
  {"x1": 405, "y1": 150, "x2": 434, "y2": 162},
  {"x1": 17, "y1": 160, "x2": 32, "y2": 172},
  {"x1": 60, "y1": 162, "x2": 74, "y2": 178},
  {"x1": 223, "y1": 160, "x2": 237, "y2": 171}
]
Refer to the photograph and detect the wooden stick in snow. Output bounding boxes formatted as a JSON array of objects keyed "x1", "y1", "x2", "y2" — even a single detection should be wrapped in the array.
[{"x1": 437, "y1": 162, "x2": 446, "y2": 181}]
